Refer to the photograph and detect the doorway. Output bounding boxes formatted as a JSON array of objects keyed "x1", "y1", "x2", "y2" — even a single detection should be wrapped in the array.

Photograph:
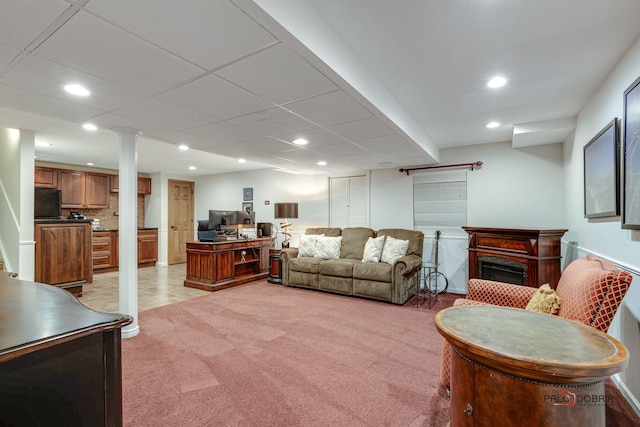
[{"x1": 168, "y1": 179, "x2": 194, "y2": 264}]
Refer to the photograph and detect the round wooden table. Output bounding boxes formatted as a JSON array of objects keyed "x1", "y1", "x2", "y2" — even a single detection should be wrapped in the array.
[{"x1": 436, "y1": 305, "x2": 628, "y2": 427}]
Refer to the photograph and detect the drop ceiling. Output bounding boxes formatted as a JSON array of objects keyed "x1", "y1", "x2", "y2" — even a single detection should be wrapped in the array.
[{"x1": 1, "y1": 0, "x2": 639, "y2": 176}]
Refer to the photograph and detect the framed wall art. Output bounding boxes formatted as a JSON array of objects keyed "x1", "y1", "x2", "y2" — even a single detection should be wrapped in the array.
[
  {"x1": 622, "y1": 76, "x2": 640, "y2": 229},
  {"x1": 243, "y1": 187, "x2": 253, "y2": 201},
  {"x1": 242, "y1": 202, "x2": 253, "y2": 214},
  {"x1": 583, "y1": 118, "x2": 620, "y2": 219}
]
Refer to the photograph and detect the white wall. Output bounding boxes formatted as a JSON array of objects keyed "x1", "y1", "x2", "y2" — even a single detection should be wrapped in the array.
[
  {"x1": 0, "y1": 127, "x2": 35, "y2": 277},
  {"x1": 18, "y1": 130, "x2": 35, "y2": 280},
  {"x1": 0, "y1": 127, "x2": 21, "y2": 272},
  {"x1": 563, "y1": 35, "x2": 640, "y2": 410},
  {"x1": 367, "y1": 142, "x2": 565, "y2": 293},
  {"x1": 195, "y1": 169, "x2": 328, "y2": 246},
  {"x1": 193, "y1": 142, "x2": 565, "y2": 294}
]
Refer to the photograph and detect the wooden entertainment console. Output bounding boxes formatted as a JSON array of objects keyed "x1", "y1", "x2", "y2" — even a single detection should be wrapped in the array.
[{"x1": 184, "y1": 238, "x2": 273, "y2": 291}]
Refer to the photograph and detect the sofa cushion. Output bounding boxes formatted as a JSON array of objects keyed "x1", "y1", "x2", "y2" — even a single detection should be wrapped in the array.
[
  {"x1": 380, "y1": 235, "x2": 409, "y2": 264},
  {"x1": 314, "y1": 236, "x2": 342, "y2": 259},
  {"x1": 289, "y1": 257, "x2": 324, "y2": 274},
  {"x1": 319, "y1": 259, "x2": 359, "y2": 278},
  {"x1": 305, "y1": 227, "x2": 342, "y2": 237},
  {"x1": 362, "y1": 235, "x2": 386, "y2": 262},
  {"x1": 353, "y1": 261, "x2": 392, "y2": 283},
  {"x1": 340, "y1": 227, "x2": 375, "y2": 259},
  {"x1": 298, "y1": 234, "x2": 320, "y2": 257},
  {"x1": 377, "y1": 228, "x2": 424, "y2": 258}
]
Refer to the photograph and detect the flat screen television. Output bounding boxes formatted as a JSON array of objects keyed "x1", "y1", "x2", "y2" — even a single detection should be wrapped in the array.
[{"x1": 34, "y1": 188, "x2": 62, "y2": 219}]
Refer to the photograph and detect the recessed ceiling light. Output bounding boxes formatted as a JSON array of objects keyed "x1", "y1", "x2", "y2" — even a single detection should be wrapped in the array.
[
  {"x1": 178, "y1": 144, "x2": 189, "y2": 151},
  {"x1": 189, "y1": 166, "x2": 196, "y2": 170},
  {"x1": 238, "y1": 158, "x2": 246, "y2": 163},
  {"x1": 293, "y1": 138, "x2": 308, "y2": 146},
  {"x1": 87, "y1": 162, "x2": 94, "y2": 166},
  {"x1": 487, "y1": 76, "x2": 507, "y2": 89},
  {"x1": 486, "y1": 121, "x2": 500, "y2": 128},
  {"x1": 317, "y1": 161, "x2": 327, "y2": 166},
  {"x1": 64, "y1": 84, "x2": 90, "y2": 96},
  {"x1": 82, "y1": 123, "x2": 97, "y2": 131}
]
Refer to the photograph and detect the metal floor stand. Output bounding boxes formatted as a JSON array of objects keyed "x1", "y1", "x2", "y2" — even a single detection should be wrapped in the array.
[{"x1": 416, "y1": 261, "x2": 437, "y2": 308}]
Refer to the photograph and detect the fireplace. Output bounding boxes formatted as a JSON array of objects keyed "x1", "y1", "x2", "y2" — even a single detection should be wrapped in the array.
[
  {"x1": 463, "y1": 227, "x2": 567, "y2": 289},
  {"x1": 478, "y1": 256, "x2": 527, "y2": 286}
]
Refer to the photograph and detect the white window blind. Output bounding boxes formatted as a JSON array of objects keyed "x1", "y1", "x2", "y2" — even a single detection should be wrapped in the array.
[{"x1": 413, "y1": 171, "x2": 467, "y2": 236}]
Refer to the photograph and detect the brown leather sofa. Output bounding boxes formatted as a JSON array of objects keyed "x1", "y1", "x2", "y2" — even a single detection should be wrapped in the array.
[{"x1": 279, "y1": 227, "x2": 424, "y2": 304}]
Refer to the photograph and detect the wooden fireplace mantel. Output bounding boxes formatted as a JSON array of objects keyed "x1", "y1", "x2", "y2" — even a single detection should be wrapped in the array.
[{"x1": 463, "y1": 226, "x2": 568, "y2": 289}]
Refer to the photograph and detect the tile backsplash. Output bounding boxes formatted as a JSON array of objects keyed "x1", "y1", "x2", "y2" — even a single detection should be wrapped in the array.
[{"x1": 61, "y1": 193, "x2": 145, "y2": 229}]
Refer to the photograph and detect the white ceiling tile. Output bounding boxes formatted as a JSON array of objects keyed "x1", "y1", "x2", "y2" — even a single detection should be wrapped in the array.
[
  {"x1": 275, "y1": 127, "x2": 343, "y2": 147},
  {"x1": 0, "y1": 0, "x2": 69, "y2": 50},
  {"x1": 158, "y1": 74, "x2": 274, "y2": 120},
  {"x1": 284, "y1": 90, "x2": 372, "y2": 126},
  {"x1": 0, "y1": 44, "x2": 20, "y2": 70},
  {"x1": 143, "y1": 131, "x2": 227, "y2": 153},
  {"x1": 357, "y1": 134, "x2": 413, "y2": 151},
  {"x1": 215, "y1": 43, "x2": 337, "y2": 104},
  {"x1": 0, "y1": 83, "x2": 103, "y2": 122},
  {"x1": 315, "y1": 162, "x2": 362, "y2": 173},
  {"x1": 329, "y1": 117, "x2": 396, "y2": 141},
  {"x1": 33, "y1": 11, "x2": 203, "y2": 95},
  {"x1": 2, "y1": 55, "x2": 147, "y2": 110},
  {"x1": 229, "y1": 107, "x2": 316, "y2": 136},
  {"x1": 240, "y1": 138, "x2": 293, "y2": 155},
  {"x1": 310, "y1": 142, "x2": 369, "y2": 157},
  {"x1": 113, "y1": 98, "x2": 216, "y2": 132},
  {"x1": 278, "y1": 148, "x2": 322, "y2": 162},
  {"x1": 85, "y1": 0, "x2": 277, "y2": 70},
  {"x1": 186, "y1": 121, "x2": 261, "y2": 144},
  {"x1": 87, "y1": 112, "x2": 155, "y2": 131}
]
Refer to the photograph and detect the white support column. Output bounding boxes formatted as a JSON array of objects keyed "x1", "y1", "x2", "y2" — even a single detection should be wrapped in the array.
[{"x1": 114, "y1": 127, "x2": 140, "y2": 338}]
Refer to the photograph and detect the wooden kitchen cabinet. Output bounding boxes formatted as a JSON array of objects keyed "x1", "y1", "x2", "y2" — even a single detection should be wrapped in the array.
[
  {"x1": 137, "y1": 229, "x2": 158, "y2": 266},
  {"x1": 35, "y1": 220, "x2": 93, "y2": 296},
  {"x1": 110, "y1": 176, "x2": 152, "y2": 194},
  {"x1": 59, "y1": 169, "x2": 110, "y2": 208},
  {"x1": 92, "y1": 229, "x2": 158, "y2": 272},
  {"x1": 92, "y1": 231, "x2": 115, "y2": 270},
  {"x1": 34, "y1": 166, "x2": 58, "y2": 188}
]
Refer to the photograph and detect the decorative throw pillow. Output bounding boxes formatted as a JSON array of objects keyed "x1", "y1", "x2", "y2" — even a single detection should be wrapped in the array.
[
  {"x1": 314, "y1": 236, "x2": 343, "y2": 259},
  {"x1": 362, "y1": 235, "x2": 386, "y2": 262},
  {"x1": 525, "y1": 284, "x2": 561, "y2": 315},
  {"x1": 298, "y1": 234, "x2": 321, "y2": 257},
  {"x1": 380, "y1": 235, "x2": 409, "y2": 265}
]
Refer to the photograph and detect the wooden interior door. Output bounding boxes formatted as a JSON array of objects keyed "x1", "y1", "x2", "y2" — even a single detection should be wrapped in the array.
[{"x1": 168, "y1": 180, "x2": 194, "y2": 265}]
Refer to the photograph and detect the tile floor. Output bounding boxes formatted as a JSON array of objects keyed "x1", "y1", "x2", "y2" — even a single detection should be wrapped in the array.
[{"x1": 79, "y1": 264, "x2": 210, "y2": 314}]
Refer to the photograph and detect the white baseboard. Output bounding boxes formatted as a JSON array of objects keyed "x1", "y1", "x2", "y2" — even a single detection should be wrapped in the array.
[{"x1": 611, "y1": 373, "x2": 640, "y2": 419}]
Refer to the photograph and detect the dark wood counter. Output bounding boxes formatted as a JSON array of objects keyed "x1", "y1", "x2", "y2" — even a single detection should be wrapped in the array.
[
  {"x1": 184, "y1": 238, "x2": 273, "y2": 291},
  {"x1": 35, "y1": 219, "x2": 93, "y2": 296},
  {"x1": 0, "y1": 274, "x2": 132, "y2": 426}
]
